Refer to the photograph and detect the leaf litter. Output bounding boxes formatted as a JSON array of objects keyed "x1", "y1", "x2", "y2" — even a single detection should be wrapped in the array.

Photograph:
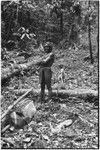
[
  {"x1": 1, "y1": 94, "x2": 98, "y2": 149},
  {"x1": 1, "y1": 45, "x2": 98, "y2": 149}
]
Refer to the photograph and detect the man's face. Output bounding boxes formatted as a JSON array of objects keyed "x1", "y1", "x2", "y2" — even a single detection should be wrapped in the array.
[{"x1": 44, "y1": 46, "x2": 50, "y2": 53}]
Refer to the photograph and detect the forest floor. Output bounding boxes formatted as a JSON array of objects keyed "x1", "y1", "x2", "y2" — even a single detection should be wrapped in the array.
[{"x1": 1, "y1": 33, "x2": 99, "y2": 149}]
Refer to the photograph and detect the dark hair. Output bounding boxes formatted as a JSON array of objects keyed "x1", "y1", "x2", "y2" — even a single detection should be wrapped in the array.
[
  {"x1": 44, "y1": 42, "x2": 53, "y2": 53},
  {"x1": 59, "y1": 64, "x2": 63, "y2": 68}
]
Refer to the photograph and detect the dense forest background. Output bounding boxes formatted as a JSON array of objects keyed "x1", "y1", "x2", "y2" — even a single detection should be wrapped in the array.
[
  {"x1": 1, "y1": 0, "x2": 99, "y2": 149},
  {"x1": 1, "y1": 0, "x2": 98, "y2": 55}
]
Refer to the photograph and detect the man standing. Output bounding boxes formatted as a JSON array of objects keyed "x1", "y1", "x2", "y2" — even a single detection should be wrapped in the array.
[{"x1": 37, "y1": 42, "x2": 55, "y2": 102}]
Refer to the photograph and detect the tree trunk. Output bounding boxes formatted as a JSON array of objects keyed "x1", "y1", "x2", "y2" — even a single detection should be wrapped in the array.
[
  {"x1": 97, "y1": 1, "x2": 99, "y2": 56},
  {"x1": 60, "y1": 0, "x2": 63, "y2": 36},
  {"x1": 1, "y1": 60, "x2": 38, "y2": 82},
  {"x1": 60, "y1": 12, "x2": 63, "y2": 35},
  {"x1": 97, "y1": 33, "x2": 99, "y2": 56},
  {"x1": 97, "y1": 1, "x2": 99, "y2": 57},
  {"x1": 88, "y1": 1, "x2": 94, "y2": 64}
]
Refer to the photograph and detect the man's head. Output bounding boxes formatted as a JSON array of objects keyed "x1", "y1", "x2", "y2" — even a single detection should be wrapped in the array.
[
  {"x1": 44, "y1": 42, "x2": 53, "y2": 53},
  {"x1": 59, "y1": 64, "x2": 64, "y2": 69}
]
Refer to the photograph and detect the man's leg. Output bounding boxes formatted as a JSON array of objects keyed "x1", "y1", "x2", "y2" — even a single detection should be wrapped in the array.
[
  {"x1": 44, "y1": 68, "x2": 52, "y2": 99},
  {"x1": 39, "y1": 68, "x2": 45, "y2": 101}
]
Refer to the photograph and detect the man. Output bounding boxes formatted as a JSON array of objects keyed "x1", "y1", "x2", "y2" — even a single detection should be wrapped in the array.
[{"x1": 37, "y1": 42, "x2": 55, "y2": 102}]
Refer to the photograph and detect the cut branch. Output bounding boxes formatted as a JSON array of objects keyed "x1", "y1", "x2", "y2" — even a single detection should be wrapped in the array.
[{"x1": 1, "y1": 125, "x2": 10, "y2": 133}]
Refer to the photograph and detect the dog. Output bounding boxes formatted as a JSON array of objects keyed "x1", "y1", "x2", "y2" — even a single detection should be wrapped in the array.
[{"x1": 58, "y1": 67, "x2": 66, "y2": 83}]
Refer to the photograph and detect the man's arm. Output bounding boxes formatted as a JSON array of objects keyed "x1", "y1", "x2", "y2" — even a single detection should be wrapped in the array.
[
  {"x1": 43, "y1": 53, "x2": 54, "y2": 62},
  {"x1": 37, "y1": 53, "x2": 54, "y2": 66}
]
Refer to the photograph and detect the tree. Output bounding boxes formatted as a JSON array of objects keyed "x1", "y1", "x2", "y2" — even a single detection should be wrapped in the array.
[
  {"x1": 60, "y1": 0, "x2": 64, "y2": 36},
  {"x1": 88, "y1": 1, "x2": 94, "y2": 64}
]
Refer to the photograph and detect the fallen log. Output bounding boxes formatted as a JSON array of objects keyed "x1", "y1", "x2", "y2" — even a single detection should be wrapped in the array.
[
  {"x1": 1, "y1": 60, "x2": 37, "y2": 82},
  {"x1": 13, "y1": 88, "x2": 98, "y2": 98},
  {"x1": 1, "y1": 53, "x2": 51, "y2": 82},
  {"x1": 1, "y1": 88, "x2": 32, "y2": 120}
]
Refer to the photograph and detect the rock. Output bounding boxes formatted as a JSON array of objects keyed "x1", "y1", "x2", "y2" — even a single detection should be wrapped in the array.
[
  {"x1": 9, "y1": 126, "x2": 15, "y2": 132},
  {"x1": 23, "y1": 137, "x2": 31, "y2": 143},
  {"x1": 10, "y1": 111, "x2": 27, "y2": 128},
  {"x1": 64, "y1": 128, "x2": 76, "y2": 137},
  {"x1": 21, "y1": 101, "x2": 36, "y2": 119},
  {"x1": 42, "y1": 134, "x2": 50, "y2": 143}
]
